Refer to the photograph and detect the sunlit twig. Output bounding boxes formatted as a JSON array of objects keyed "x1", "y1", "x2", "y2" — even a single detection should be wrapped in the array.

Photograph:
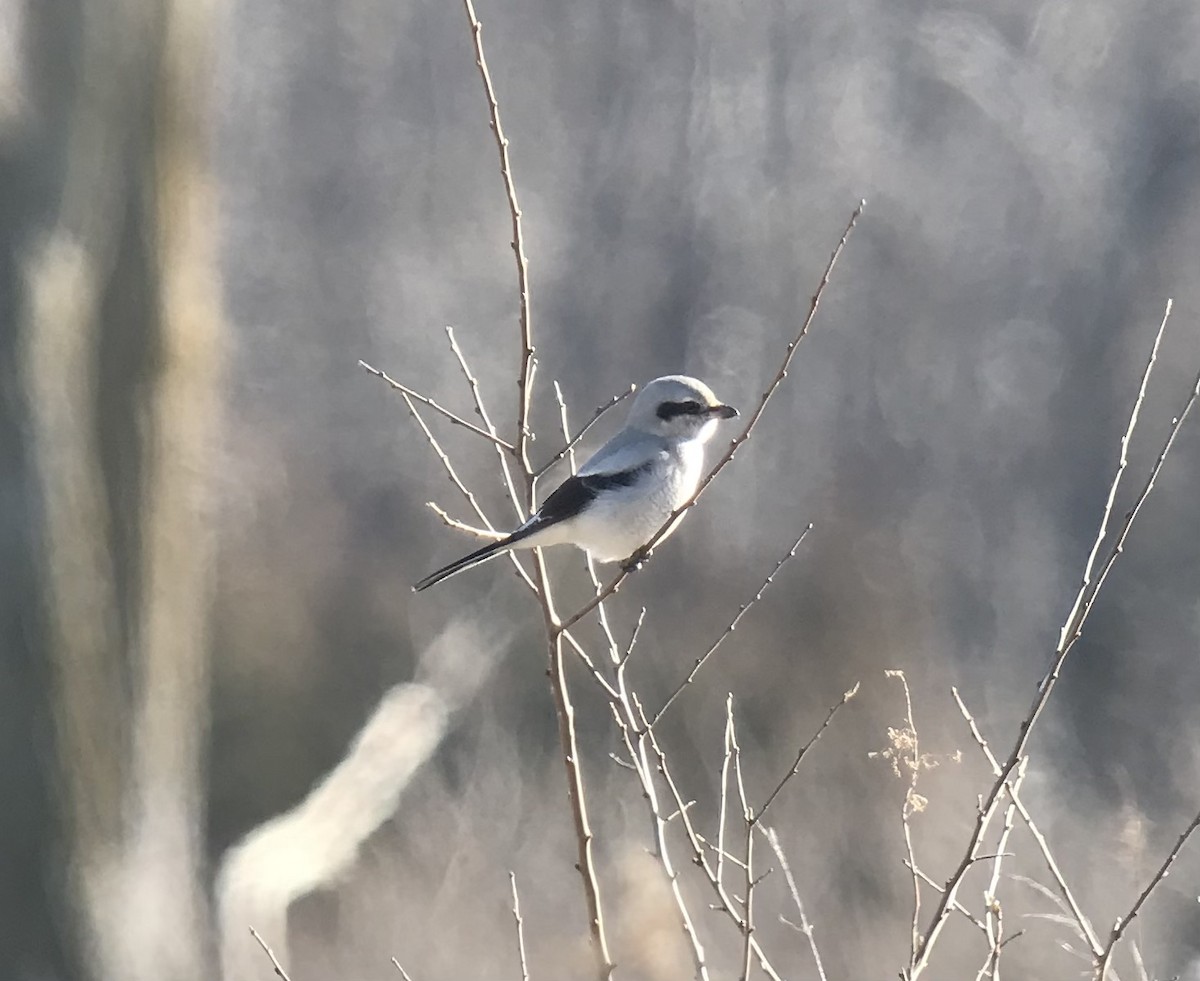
[{"x1": 556, "y1": 201, "x2": 865, "y2": 634}]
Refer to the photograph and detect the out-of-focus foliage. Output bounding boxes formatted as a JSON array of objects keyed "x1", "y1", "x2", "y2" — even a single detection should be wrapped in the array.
[{"x1": 3, "y1": 0, "x2": 1199, "y2": 978}]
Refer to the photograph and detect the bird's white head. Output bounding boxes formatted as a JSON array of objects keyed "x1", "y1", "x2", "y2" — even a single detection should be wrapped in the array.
[{"x1": 626, "y1": 375, "x2": 739, "y2": 443}]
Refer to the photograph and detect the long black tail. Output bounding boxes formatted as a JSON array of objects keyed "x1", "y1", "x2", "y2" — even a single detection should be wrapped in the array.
[{"x1": 412, "y1": 536, "x2": 513, "y2": 591}]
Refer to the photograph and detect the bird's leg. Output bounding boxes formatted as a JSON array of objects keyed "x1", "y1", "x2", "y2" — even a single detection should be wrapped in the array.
[{"x1": 621, "y1": 545, "x2": 652, "y2": 573}]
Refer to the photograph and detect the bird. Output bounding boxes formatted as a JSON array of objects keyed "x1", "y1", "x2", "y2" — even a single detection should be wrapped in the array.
[{"x1": 413, "y1": 375, "x2": 738, "y2": 591}]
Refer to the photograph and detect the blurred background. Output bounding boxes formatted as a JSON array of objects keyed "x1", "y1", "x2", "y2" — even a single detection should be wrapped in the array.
[{"x1": 3, "y1": 0, "x2": 1199, "y2": 979}]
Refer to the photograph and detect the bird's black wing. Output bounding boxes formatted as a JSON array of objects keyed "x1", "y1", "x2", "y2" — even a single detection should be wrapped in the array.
[
  {"x1": 524, "y1": 462, "x2": 652, "y2": 531},
  {"x1": 412, "y1": 462, "x2": 653, "y2": 591}
]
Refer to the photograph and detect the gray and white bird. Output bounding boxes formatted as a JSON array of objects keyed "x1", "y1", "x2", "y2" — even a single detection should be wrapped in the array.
[{"x1": 413, "y1": 375, "x2": 738, "y2": 591}]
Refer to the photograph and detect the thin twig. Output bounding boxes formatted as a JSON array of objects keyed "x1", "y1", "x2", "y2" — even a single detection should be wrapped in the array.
[
  {"x1": 547, "y1": 626, "x2": 615, "y2": 979},
  {"x1": 620, "y1": 607, "x2": 647, "y2": 665},
  {"x1": 392, "y1": 957, "x2": 417, "y2": 981},
  {"x1": 1095, "y1": 807, "x2": 1200, "y2": 980},
  {"x1": 651, "y1": 525, "x2": 814, "y2": 726},
  {"x1": 725, "y1": 701, "x2": 756, "y2": 981},
  {"x1": 445, "y1": 326, "x2": 525, "y2": 519},
  {"x1": 533, "y1": 384, "x2": 637, "y2": 479},
  {"x1": 557, "y1": 201, "x2": 865, "y2": 634},
  {"x1": 425, "y1": 502, "x2": 507, "y2": 540},
  {"x1": 359, "y1": 359, "x2": 515, "y2": 451},
  {"x1": 634, "y1": 698, "x2": 786, "y2": 981},
  {"x1": 762, "y1": 827, "x2": 829, "y2": 981},
  {"x1": 509, "y1": 872, "x2": 531, "y2": 981},
  {"x1": 249, "y1": 927, "x2": 294, "y2": 981},
  {"x1": 608, "y1": 691, "x2": 711, "y2": 980},
  {"x1": 1046, "y1": 301, "x2": 1171, "y2": 684},
  {"x1": 459, "y1": 7, "x2": 613, "y2": 969},
  {"x1": 461, "y1": 0, "x2": 534, "y2": 470},
  {"x1": 908, "y1": 865, "x2": 989, "y2": 932},
  {"x1": 977, "y1": 761, "x2": 1025, "y2": 981},
  {"x1": 952, "y1": 687, "x2": 1102, "y2": 956},
  {"x1": 910, "y1": 302, "x2": 1200, "y2": 980},
  {"x1": 718, "y1": 697, "x2": 736, "y2": 900},
  {"x1": 403, "y1": 396, "x2": 501, "y2": 544},
  {"x1": 551, "y1": 381, "x2": 626, "y2": 690},
  {"x1": 754, "y1": 682, "x2": 859, "y2": 823},
  {"x1": 552, "y1": 381, "x2": 581, "y2": 474},
  {"x1": 890, "y1": 671, "x2": 924, "y2": 977}
]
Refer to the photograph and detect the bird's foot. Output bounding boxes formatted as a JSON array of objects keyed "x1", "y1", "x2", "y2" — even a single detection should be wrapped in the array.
[{"x1": 621, "y1": 546, "x2": 652, "y2": 573}]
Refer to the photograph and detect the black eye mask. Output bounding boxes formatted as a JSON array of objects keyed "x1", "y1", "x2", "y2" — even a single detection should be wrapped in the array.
[{"x1": 655, "y1": 399, "x2": 705, "y2": 421}]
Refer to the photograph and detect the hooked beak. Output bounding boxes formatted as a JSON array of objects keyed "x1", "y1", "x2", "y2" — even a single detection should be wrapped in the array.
[{"x1": 709, "y1": 403, "x2": 738, "y2": 419}]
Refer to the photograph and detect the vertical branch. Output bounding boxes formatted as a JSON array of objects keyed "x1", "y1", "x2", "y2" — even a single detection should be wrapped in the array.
[
  {"x1": 727, "y1": 701, "x2": 756, "y2": 981},
  {"x1": 461, "y1": 0, "x2": 535, "y2": 477},
  {"x1": 762, "y1": 827, "x2": 828, "y2": 981},
  {"x1": 444, "y1": 327, "x2": 524, "y2": 520},
  {"x1": 456, "y1": 6, "x2": 612, "y2": 974},
  {"x1": 509, "y1": 872, "x2": 531, "y2": 981},
  {"x1": 547, "y1": 627, "x2": 615, "y2": 979},
  {"x1": 910, "y1": 306, "x2": 1200, "y2": 981},
  {"x1": 1095, "y1": 807, "x2": 1200, "y2": 981},
  {"x1": 607, "y1": 689, "x2": 710, "y2": 981}
]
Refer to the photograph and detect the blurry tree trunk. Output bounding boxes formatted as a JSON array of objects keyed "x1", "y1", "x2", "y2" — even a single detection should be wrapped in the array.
[{"x1": 11, "y1": 0, "x2": 224, "y2": 979}]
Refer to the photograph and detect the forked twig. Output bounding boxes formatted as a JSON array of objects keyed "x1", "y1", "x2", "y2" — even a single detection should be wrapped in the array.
[
  {"x1": 557, "y1": 201, "x2": 865, "y2": 634},
  {"x1": 754, "y1": 683, "x2": 859, "y2": 823},
  {"x1": 762, "y1": 826, "x2": 829, "y2": 981},
  {"x1": 909, "y1": 302, "x2": 1200, "y2": 979},
  {"x1": 458, "y1": 3, "x2": 613, "y2": 973},
  {"x1": 1045, "y1": 302, "x2": 1171, "y2": 687},
  {"x1": 534, "y1": 385, "x2": 637, "y2": 479},
  {"x1": 1095, "y1": 807, "x2": 1200, "y2": 980},
  {"x1": 724, "y1": 699, "x2": 757, "y2": 981},
  {"x1": 359, "y1": 359, "x2": 515, "y2": 451},
  {"x1": 445, "y1": 326, "x2": 525, "y2": 519},
  {"x1": 634, "y1": 698, "x2": 785, "y2": 981},
  {"x1": 461, "y1": 0, "x2": 534, "y2": 470},
  {"x1": 952, "y1": 687, "x2": 1102, "y2": 956},
  {"x1": 606, "y1": 691, "x2": 710, "y2": 981}
]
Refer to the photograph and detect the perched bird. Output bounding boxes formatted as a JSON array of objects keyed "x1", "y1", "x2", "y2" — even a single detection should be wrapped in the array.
[{"x1": 413, "y1": 375, "x2": 738, "y2": 591}]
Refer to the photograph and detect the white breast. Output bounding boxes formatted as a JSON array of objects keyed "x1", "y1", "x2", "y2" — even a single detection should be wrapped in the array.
[{"x1": 569, "y1": 441, "x2": 706, "y2": 562}]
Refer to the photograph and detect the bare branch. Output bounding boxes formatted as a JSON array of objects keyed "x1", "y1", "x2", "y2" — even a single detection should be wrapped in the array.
[
  {"x1": 910, "y1": 301, "x2": 1200, "y2": 979},
  {"x1": 725, "y1": 701, "x2": 757, "y2": 981},
  {"x1": 762, "y1": 827, "x2": 829, "y2": 981},
  {"x1": 359, "y1": 359, "x2": 515, "y2": 451},
  {"x1": 392, "y1": 957, "x2": 417, "y2": 981},
  {"x1": 424, "y1": 502, "x2": 507, "y2": 540},
  {"x1": 1049, "y1": 301, "x2": 1171, "y2": 676},
  {"x1": 509, "y1": 872, "x2": 531, "y2": 981},
  {"x1": 557, "y1": 201, "x2": 865, "y2": 634},
  {"x1": 754, "y1": 683, "x2": 859, "y2": 823},
  {"x1": 534, "y1": 384, "x2": 637, "y2": 479},
  {"x1": 651, "y1": 525, "x2": 814, "y2": 726},
  {"x1": 952, "y1": 687, "x2": 1102, "y2": 956},
  {"x1": 460, "y1": 0, "x2": 535, "y2": 471},
  {"x1": 249, "y1": 927, "x2": 294, "y2": 981},
  {"x1": 977, "y1": 761, "x2": 1025, "y2": 981},
  {"x1": 607, "y1": 690, "x2": 710, "y2": 980},
  {"x1": 634, "y1": 698, "x2": 786, "y2": 981},
  {"x1": 445, "y1": 326, "x2": 525, "y2": 519},
  {"x1": 892, "y1": 671, "x2": 925, "y2": 977},
  {"x1": 1095, "y1": 807, "x2": 1200, "y2": 981},
  {"x1": 909, "y1": 864, "x2": 989, "y2": 932},
  {"x1": 546, "y1": 627, "x2": 615, "y2": 979}
]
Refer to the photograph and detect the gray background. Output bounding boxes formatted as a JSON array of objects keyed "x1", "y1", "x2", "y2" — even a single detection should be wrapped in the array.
[{"x1": 3, "y1": 0, "x2": 1199, "y2": 978}]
